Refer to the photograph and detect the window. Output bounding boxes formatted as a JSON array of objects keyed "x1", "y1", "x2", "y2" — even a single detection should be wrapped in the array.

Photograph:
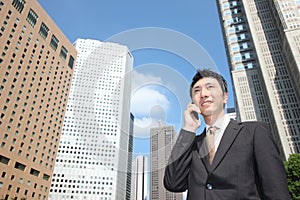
[
  {"x1": 68, "y1": 55, "x2": 74, "y2": 69},
  {"x1": 243, "y1": 52, "x2": 251, "y2": 59},
  {"x1": 165, "y1": 130, "x2": 172, "y2": 135},
  {"x1": 15, "y1": 162, "x2": 26, "y2": 171},
  {"x1": 26, "y1": 9, "x2": 38, "y2": 27},
  {"x1": 0, "y1": 155, "x2": 10, "y2": 165},
  {"x1": 43, "y1": 174, "x2": 50, "y2": 181},
  {"x1": 60, "y1": 46, "x2": 68, "y2": 61},
  {"x1": 236, "y1": 25, "x2": 245, "y2": 31},
  {"x1": 231, "y1": 44, "x2": 239, "y2": 51},
  {"x1": 50, "y1": 34, "x2": 59, "y2": 51},
  {"x1": 12, "y1": 0, "x2": 25, "y2": 13},
  {"x1": 1, "y1": 142, "x2": 5, "y2": 148},
  {"x1": 30, "y1": 168, "x2": 40, "y2": 177},
  {"x1": 238, "y1": 33, "x2": 246, "y2": 40},
  {"x1": 39, "y1": 22, "x2": 49, "y2": 40},
  {"x1": 241, "y1": 43, "x2": 249, "y2": 49}
]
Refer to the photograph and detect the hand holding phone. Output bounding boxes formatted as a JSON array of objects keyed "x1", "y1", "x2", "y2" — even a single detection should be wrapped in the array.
[{"x1": 183, "y1": 102, "x2": 201, "y2": 132}]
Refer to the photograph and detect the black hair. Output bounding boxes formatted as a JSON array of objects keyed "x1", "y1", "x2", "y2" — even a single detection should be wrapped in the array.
[{"x1": 189, "y1": 69, "x2": 228, "y2": 98}]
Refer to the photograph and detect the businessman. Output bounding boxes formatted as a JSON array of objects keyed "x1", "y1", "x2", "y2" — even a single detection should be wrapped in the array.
[{"x1": 164, "y1": 69, "x2": 290, "y2": 199}]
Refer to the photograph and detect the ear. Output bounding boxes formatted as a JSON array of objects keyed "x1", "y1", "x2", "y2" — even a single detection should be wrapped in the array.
[{"x1": 223, "y1": 92, "x2": 228, "y2": 104}]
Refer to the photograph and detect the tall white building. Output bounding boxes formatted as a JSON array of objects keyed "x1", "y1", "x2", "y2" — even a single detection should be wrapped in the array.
[
  {"x1": 131, "y1": 155, "x2": 148, "y2": 200},
  {"x1": 216, "y1": 0, "x2": 300, "y2": 159},
  {"x1": 49, "y1": 38, "x2": 133, "y2": 200}
]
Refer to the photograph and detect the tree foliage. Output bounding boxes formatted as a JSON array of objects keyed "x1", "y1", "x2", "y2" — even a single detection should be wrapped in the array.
[{"x1": 285, "y1": 154, "x2": 300, "y2": 200}]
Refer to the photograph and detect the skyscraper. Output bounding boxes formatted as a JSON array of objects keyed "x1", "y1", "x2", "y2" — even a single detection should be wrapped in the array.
[
  {"x1": 126, "y1": 113, "x2": 134, "y2": 200},
  {"x1": 131, "y1": 155, "x2": 148, "y2": 200},
  {"x1": 49, "y1": 38, "x2": 133, "y2": 200},
  {"x1": 0, "y1": 0, "x2": 76, "y2": 199},
  {"x1": 150, "y1": 124, "x2": 182, "y2": 200},
  {"x1": 216, "y1": 0, "x2": 300, "y2": 159},
  {"x1": 226, "y1": 107, "x2": 236, "y2": 120}
]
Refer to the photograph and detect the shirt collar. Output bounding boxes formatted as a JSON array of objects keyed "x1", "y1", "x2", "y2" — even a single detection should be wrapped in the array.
[{"x1": 206, "y1": 115, "x2": 230, "y2": 131}]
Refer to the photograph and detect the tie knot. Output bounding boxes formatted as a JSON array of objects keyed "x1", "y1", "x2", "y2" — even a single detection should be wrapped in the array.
[{"x1": 208, "y1": 126, "x2": 219, "y2": 134}]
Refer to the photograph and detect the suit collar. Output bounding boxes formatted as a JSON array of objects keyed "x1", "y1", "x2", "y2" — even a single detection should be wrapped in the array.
[
  {"x1": 210, "y1": 120, "x2": 243, "y2": 170},
  {"x1": 197, "y1": 120, "x2": 243, "y2": 171}
]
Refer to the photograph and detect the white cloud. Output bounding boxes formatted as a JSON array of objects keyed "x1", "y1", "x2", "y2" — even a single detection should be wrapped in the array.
[
  {"x1": 130, "y1": 71, "x2": 170, "y2": 137},
  {"x1": 134, "y1": 117, "x2": 175, "y2": 137},
  {"x1": 135, "y1": 117, "x2": 152, "y2": 128},
  {"x1": 131, "y1": 87, "x2": 169, "y2": 116},
  {"x1": 131, "y1": 87, "x2": 170, "y2": 137},
  {"x1": 131, "y1": 71, "x2": 163, "y2": 90},
  {"x1": 133, "y1": 117, "x2": 160, "y2": 137}
]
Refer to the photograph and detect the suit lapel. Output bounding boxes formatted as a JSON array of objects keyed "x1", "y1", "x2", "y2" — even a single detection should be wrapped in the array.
[
  {"x1": 196, "y1": 129, "x2": 207, "y2": 159},
  {"x1": 195, "y1": 129, "x2": 213, "y2": 173},
  {"x1": 211, "y1": 120, "x2": 243, "y2": 170}
]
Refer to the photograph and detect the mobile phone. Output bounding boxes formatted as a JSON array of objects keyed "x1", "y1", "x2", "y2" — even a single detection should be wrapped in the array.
[
  {"x1": 191, "y1": 110, "x2": 198, "y2": 120},
  {"x1": 191, "y1": 102, "x2": 199, "y2": 120}
]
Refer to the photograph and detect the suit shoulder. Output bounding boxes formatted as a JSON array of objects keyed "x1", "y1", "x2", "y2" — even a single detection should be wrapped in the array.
[
  {"x1": 236, "y1": 121, "x2": 271, "y2": 136},
  {"x1": 239, "y1": 120, "x2": 269, "y2": 127},
  {"x1": 230, "y1": 120, "x2": 269, "y2": 131}
]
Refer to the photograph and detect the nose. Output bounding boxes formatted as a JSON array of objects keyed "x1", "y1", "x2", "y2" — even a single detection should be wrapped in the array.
[{"x1": 200, "y1": 87, "x2": 210, "y2": 98}]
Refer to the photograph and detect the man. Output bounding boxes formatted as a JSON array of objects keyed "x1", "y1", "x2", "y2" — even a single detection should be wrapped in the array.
[{"x1": 163, "y1": 69, "x2": 290, "y2": 199}]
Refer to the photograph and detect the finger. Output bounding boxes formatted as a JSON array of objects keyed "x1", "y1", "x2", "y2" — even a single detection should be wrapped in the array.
[{"x1": 190, "y1": 102, "x2": 201, "y2": 114}]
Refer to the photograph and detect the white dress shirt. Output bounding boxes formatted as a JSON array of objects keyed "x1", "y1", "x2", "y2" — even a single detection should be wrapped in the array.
[{"x1": 205, "y1": 115, "x2": 230, "y2": 151}]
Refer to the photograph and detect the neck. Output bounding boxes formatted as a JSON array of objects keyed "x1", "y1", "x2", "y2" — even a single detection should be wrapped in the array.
[{"x1": 204, "y1": 111, "x2": 225, "y2": 126}]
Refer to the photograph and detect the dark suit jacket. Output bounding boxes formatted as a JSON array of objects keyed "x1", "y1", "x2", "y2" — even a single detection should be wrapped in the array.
[{"x1": 164, "y1": 120, "x2": 290, "y2": 200}]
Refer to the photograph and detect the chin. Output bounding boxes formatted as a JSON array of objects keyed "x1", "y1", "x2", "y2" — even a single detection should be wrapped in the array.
[{"x1": 201, "y1": 110, "x2": 213, "y2": 116}]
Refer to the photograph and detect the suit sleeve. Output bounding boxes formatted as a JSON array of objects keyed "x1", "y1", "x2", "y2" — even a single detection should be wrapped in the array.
[
  {"x1": 163, "y1": 129, "x2": 196, "y2": 192},
  {"x1": 253, "y1": 122, "x2": 291, "y2": 200}
]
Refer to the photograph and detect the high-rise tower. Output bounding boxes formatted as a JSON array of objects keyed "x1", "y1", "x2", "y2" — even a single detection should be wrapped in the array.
[
  {"x1": 0, "y1": 0, "x2": 76, "y2": 199},
  {"x1": 131, "y1": 155, "x2": 148, "y2": 200},
  {"x1": 49, "y1": 38, "x2": 133, "y2": 200},
  {"x1": 216, "y1": 0, "x2": 300, "y2": 159},
  {"x1": 150, "y1": 124, "x2": 182, "y2": 200}
]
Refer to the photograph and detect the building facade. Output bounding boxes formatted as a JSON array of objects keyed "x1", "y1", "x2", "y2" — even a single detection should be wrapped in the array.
[
  {"x1": 131, "y1": 155, "x2": 148, "y2": 200},
  {"x1": 126, "y1": 113, "x2": 134, "y2": 200},
  {"x1": 0, "y1": 0, "x2": 77, "y2": 199},
  {"x1": 226, "y1": 107, "x2": 236, "y2": 120},
  {"x1": 48, "y1": 38, "x2": 133, "y2": 200},
  {"x1": 150, "y1": 124, "x2": 182, "y2": 200},
  {"x1": 216, "y1": 0, "x2": 300, "y2": 159}
]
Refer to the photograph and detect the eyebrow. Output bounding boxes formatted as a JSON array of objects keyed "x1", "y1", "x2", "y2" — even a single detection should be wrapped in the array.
[
  {"x1": 192, "y1": 82, "x2": 214, "y2": 90},
  {"x1": 192, "y1": 86, "x2": 201, "y2": 91}
]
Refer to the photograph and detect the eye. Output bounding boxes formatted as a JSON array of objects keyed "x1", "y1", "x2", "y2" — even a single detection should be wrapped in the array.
[
  {"x1": 193, "y1": 87, "x2": 201, "y2": 94},
  {"x1": 194, "y1": 89, "x2": 201, "y2": 93}
]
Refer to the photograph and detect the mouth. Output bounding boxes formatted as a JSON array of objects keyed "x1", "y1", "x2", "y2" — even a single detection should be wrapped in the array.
[{"x1": 201, "y1": 100, "x2": 213, "y2": 106}]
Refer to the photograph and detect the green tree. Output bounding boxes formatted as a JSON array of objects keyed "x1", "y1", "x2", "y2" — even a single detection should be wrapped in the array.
[{"x1": 285, "y1": 154, "x2": 300, "y2": 200}]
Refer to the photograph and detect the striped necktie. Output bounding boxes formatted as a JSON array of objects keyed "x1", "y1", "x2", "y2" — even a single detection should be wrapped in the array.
[{"x1": 206, "y1": 126, "x2": 219, "y2": 165}]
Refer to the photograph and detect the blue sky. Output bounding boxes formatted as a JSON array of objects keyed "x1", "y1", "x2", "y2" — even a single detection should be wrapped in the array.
[{"x1": 38, "y1": 0, "x2": 234, "y2": 158}]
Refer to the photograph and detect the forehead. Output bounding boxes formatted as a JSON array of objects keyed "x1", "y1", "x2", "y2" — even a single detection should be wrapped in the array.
[{"x1": 192, "y1": 77, "x2": 219, "y2": 88}]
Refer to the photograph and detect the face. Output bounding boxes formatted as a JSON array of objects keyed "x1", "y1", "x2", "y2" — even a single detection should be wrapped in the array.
[{"x1": 191, "y1": 77, "x2": 228, "y2": 118}]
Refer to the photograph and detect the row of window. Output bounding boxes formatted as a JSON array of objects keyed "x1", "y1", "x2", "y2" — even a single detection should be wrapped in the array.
[
  {"x1": 0, "y1": 154, "x2": 50, "y2": 180},
  {"x1": 9, "y1": 0, "x2": 75, "y2": 68}
]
